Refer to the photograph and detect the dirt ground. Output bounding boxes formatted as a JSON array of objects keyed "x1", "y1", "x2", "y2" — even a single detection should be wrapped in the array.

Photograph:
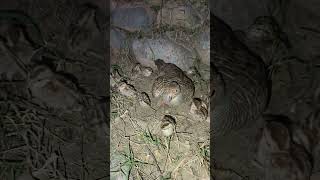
[{"x1": 110, "y1": 51, "x2": 210, "y2": 180}]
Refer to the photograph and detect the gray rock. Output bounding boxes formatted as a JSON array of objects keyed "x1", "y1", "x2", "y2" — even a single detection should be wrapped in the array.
[
  {"x1": 131, "y1": 37, "x2": 196, "y2": 71},
  {"x1": 194, "y1": 28, "x2": 210, "y2": 65},
  {"x1": 110, "y1": 28, "x2": 128, "y2": 51},
  {"x1": 157, "y1": 0, "x2": 201, "y2": 29},
  {"x1": 111, "y1": 5, "x2": 155, "y2": 32}
]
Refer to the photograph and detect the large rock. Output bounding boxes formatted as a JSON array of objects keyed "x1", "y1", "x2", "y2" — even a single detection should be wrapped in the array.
[
  {"x1": 131, "y1": 37, "x2": 196, "y2": 71},
  {"x1": 110, "y1": 28, "x2": 128, "y2": 51},
  {"x1": 157, "y1": 0, "x2": 201, "y2": 29},
  {"x1": 111, "y1": 4, "x2": 155, "y2": 32}
]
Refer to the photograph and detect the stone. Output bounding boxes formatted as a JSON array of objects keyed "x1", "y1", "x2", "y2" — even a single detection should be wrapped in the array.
[
  {"x1": 131, "y1": 37, "x2": 196, "y2": 72},
  {"x1": 110, "y1": 28, "x2": 128, "y2": 51},
  {"x1": 111, "y1": 4, "x2": 155, "y2": 32},
  {"x1": 157, "y1": 0, "x2": 201, "y2": 29}
]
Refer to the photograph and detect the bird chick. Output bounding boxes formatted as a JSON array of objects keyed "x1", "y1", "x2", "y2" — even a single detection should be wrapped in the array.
[
  {"x1": 138, "y1": 92, "x2": 151, "y2": 107},
  {"x1": 117, "y1": 82, "x2": 137, "y2": 98},
  {"x1": 189, "y1": 98, "x2": 208, "y2": 121},
  {"x1": 160, "y1": 115, "x2": 176, "y2": 137},
  {"x1": 28, "y1": 65, "x2": 83, "y2": 112},
  {"x1": 152, "y1": 59, "x2": 194, "y2": 107}
]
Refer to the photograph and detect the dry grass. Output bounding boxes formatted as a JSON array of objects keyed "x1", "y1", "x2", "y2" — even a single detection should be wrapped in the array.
[
  {"x1": 110, "y1": 57, "x2": 210, "y2": 179},
  {"x1": 0, "y1": 100, "x2": 66, "y2": 179}
]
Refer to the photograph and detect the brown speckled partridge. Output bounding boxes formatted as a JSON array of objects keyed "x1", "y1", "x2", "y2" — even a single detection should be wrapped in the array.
[
  {"x1": 152, "y1": 59, "x2": 194, "y2": 107},
  {"x1": 211, "y1": 14, "x2": 269, "y2": 136}
]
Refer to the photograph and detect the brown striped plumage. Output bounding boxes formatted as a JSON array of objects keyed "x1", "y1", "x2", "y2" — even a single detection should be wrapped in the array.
[
  {"x1": 152, "y1": 59, "x2": 194, "y2": 106},
  {"x1": 211, "y1": 14, "x2": 269, "y2": 136}
]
